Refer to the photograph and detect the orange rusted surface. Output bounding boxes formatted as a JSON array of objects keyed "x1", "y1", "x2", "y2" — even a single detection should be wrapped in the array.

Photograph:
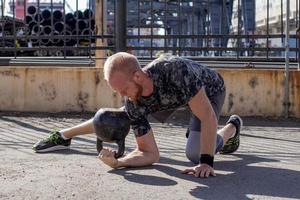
[
  {"x1": 0, "y1": 67, "x2": 299, "y2": 118},
  {"x1": 289, "y1": 71, "x2": 300, "y2": 117},
  {"x1": 218, "y1": 69, "x2": 299, "y2": 118},
  {"x1": 0, "y1": 67, "x2": 122, "y2": 113}
]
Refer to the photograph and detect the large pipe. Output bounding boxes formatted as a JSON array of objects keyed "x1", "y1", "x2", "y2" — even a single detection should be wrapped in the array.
[
  {"x1": 85, "y1": 19, "x2": 95, "y2": 30},
  {"x1": 56, "y1": 38, "x2": 64, "y2": 46},
  {"x1": 72, "y1": 29, "x2": 80, "y2": 36},
  {"x1": 40, "y1": 32, "x2": 51, "y2": 46},
  {"x1": 82, "y1": 28, "x2": 93, "y2": 36},
  {"x1": 74, "y1": 10, "x2": 83, "y2": 19},
  {"x1": 30, "y1": 33, "x2": 39, "y2": 45},
  {"x1": 90, "y1": 19, "x2": 95, "y2": 30},
  {"x1": 54, "y1": 21, "x2": 64, "y2": 32},
  {"x1": 27, "y1": 5, "x2": 36, "y2": 15},
  {"x1": 55, "y1": 51, "x2": 63, "y2": 56},
  {"x1": 42, "y1": 26, "x2": 52, "y2": 35},
  {"x1": 81, "y1": 28, "x2": 95, "y2": 43},
  {"x1": 78, "y1": 20, "x2": 87, "y2": 31},
  {"x1": 53, "y1": 10, "x2": 63, "y2": 21},
  {"x1": 65, "y1": 30, "x2": 76, "y2": 46},
  {"x1": 32, "y1": 24, "x2": 42, "y2": 34},
  {"x1": 83, "y1": 9, "x2": 93, "y2": 19},
  {"x1": 65, "y1": 12, "x2": 75, "y2": 28},
  {"x1": 28, "y1": 21, "x2": 36, "y2": 31},
  {"x1": 65, "y1": 12, "x2": 74, "y2": 21},
  {"x1": 66, "y1": 19, "x2": 76, "y2": 29},
  {"x1": 25, "y1": 15, "x2": 33, "y2": 24},
  {"x1": 51, "y1": 31, "x2": 60, "y2": 44},
  {"x1": 42, "y1": 9, "x2": 51, "y2": 20},
  {"x1": 64, "y1": 30, "x2": 72, "y2": 43}
]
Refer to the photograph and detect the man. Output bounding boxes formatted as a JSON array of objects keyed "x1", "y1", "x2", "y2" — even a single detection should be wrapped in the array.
[{"x1": 33, "y1": 52, "x2": 242, "y2": 178}]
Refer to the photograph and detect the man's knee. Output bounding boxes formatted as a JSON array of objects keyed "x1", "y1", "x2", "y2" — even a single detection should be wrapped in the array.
[{"x1": 185, "y1": 149, "x2": 200, "y2": 164}]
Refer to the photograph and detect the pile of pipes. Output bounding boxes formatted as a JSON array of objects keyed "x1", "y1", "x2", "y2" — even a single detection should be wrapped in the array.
[{"x1": 25, "y1": 5, "x2": 95, "y2": 47}]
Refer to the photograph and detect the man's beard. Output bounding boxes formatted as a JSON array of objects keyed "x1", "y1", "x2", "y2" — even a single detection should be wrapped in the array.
[{"x1": 129, "y1": 82, "x2": 143, "y2": 102}]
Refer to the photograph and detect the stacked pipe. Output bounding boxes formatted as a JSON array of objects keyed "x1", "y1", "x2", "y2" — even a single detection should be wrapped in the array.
[{"x1": 25, "y1": 5, "x2": 95, "y2": 48}]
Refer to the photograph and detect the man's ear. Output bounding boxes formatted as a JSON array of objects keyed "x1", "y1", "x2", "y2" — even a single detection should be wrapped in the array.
[{"x1": 133, "y1": 71, "x2": 142, "y2": 83}]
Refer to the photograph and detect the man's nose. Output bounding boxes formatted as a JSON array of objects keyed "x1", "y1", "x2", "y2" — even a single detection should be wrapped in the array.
[{"x1": 120, "y1": 91, "x2": 127, "y2": 96}]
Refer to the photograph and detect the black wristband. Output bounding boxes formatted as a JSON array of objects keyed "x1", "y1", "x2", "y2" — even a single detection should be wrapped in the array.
[{"x1": 200, "y1": 154, "x2": 214, "y2": 167}]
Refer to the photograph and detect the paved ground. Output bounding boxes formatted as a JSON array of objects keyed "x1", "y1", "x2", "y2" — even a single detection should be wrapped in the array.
[{"x1": 0, "y1": 111, "x2": 300, "y2": 200}]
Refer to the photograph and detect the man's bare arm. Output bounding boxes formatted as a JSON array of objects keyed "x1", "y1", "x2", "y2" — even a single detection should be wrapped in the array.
[
  {"x1": 99, "y1": 129, "x2": 160, "y2": 168},
  {"x1": 188, "y1": 88, "x2": 217, "y2": 156},
  {"x1": 182, "y1": 88, "x2": 217, "y2": 178}
]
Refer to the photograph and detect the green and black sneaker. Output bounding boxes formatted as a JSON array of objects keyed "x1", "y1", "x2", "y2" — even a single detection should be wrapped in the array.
[
  {"x1": 32, "y1": 131, "x2": 71, "y2": 153},
  {"x1": 220, "y1": 115, "x2": 243, "y2": 154}
]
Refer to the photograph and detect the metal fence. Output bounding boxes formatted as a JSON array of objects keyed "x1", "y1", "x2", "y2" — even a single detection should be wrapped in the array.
[{"x1": 0, "y1": 0, "x2": 299, "y2": 64}]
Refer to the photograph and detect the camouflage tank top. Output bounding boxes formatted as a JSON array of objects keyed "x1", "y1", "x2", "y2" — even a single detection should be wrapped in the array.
[{"x1": 125, "y1": 56, "x2": 225, "y2": 137}]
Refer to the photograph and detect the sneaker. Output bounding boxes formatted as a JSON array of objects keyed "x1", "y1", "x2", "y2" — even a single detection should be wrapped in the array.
[
  {"x1": 32, "y1": 131, "x2": 71, "y2": 153},
  {"x1": 219, "y1": 115, "x2": 243, "y2": 154}
]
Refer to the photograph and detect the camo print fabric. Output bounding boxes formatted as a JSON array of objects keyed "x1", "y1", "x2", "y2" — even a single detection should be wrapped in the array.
[{"x1": 125, "y1": 56, "x2": 225, "y2": 137}]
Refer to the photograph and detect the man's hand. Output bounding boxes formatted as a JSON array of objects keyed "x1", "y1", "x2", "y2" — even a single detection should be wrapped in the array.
[
  {"x1": 98, "y1": 148, "x2": 119, "y2": 169},
  {"x1": 182, "y1": 163, "x2": 216, "y2": 178}
]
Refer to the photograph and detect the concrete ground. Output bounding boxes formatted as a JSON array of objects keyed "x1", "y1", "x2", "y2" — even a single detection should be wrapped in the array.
[{"x1": 0, "y1": 111, "x2": 300, "y2": 200}]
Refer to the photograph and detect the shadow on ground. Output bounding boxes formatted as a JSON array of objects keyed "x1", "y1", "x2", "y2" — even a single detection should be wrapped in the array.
[
  {"x1": 109, "y1": 154, "x2": 300, "y2": 200},
  {"x1": 1, "y1": 113, "x2": 299, "y2": 199}
]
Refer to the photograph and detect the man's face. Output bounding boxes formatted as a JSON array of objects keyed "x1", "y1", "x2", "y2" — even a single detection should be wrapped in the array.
[{"x1": 108, "y1": 71, "x2": 143, "y2": 101}]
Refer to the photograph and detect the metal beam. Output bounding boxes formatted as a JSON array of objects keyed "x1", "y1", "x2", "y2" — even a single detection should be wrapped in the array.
[
  {"x1": 115, "y1": 0, "x2": 126, "y2": 52},
  {"x1": 284, "y1": 0, "x2": 290, "y2": 118}
]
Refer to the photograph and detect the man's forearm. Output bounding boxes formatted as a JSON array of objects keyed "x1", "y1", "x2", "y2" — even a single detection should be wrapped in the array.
[
  {"x1": 116, "y1": 149, "x2": 159, "y2": 168},
  {"x1": 200, "y1": 115, "x2": 218, "y2": 156}
]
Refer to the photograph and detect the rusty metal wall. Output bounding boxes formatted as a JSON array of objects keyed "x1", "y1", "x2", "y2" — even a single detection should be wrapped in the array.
[
  {"x1": 220, "y1": 69, "x2": 300, "y2": 118},
  {"x1": 0, "y1": 67, "x2": 299, "y2": 118},
  {"x1": 0, "y1": 67, "x2": 122, "y2": 112}
]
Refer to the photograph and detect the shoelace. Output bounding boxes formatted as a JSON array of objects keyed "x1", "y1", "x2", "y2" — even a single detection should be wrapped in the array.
[{"x1": 44, "y1": 132, "x2": 61, "y2": 144}]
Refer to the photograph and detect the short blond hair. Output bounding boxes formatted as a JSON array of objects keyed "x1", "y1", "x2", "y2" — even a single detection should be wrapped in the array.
[{"x1": 103, "y1": 52, "x2": 141, "y2": 81}]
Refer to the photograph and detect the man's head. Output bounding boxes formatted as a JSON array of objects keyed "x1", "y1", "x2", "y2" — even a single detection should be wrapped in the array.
[{"x1": 103, "y1": 52, "x2": 144, "y2": 101}]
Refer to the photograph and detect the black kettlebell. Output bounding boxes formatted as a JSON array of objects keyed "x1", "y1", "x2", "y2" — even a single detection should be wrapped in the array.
[{"x1": 93, "y1": 108, "x2": 131, "y2": 158}]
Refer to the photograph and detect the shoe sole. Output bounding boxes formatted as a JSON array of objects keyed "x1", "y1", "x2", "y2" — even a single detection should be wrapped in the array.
[{"x1": 33, "y1": 145, "x2": 70, "y2": 153}]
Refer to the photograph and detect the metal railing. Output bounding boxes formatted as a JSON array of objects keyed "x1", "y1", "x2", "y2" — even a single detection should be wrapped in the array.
[
  {"x1": 0, "y1": 0, "x2": 299, "y2": 64},
  {"x1": 0, "y1": 0, "x2": 113, "y2": 61}
]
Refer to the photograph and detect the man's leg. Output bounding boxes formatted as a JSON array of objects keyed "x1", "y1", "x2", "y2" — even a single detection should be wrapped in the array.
[
  {"x1": 60, "y1": 118, "x2": 95, "y2": 139},
  {"x1": 217, "y1": 122, "x2": 237, "y2": 146},
  {"x1": 185, "y1": 90, "x2": 243, "y2": 162},
  {"x1": 185, "y1": 91, "x2": 231, "y2": 163},
  {"x1": 185, "y1": 91, "x2": 225, "y2": 163},
  {"x1": 32, "y1": 118, "x2": 95, "y2": 153},
  {"x1": 186, "y1": 118, "x2": 241, "y2": 164},
  {"x1": 185, "y1": 122, "x2": 225, "y2": 164}
]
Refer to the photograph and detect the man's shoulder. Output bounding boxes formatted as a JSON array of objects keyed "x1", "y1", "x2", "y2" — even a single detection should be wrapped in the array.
[
  {"x1": 144, "y1": 55, "x2": 186, "y2": 75},
  {"x1": 124, "y1": 99, "x2": 147, "y2": 119}
]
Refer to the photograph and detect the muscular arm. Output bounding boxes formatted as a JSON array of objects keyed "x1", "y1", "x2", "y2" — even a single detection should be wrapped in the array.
[
  {"x1": 117, "y1": 129, "x2": 159, "y2": 167},
  {"x1": 188, "y1": 88, "x2": 218, "y2": 156},
  {"x1": 99, "y1": 129, "x2": 160, "y2": 168}
]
